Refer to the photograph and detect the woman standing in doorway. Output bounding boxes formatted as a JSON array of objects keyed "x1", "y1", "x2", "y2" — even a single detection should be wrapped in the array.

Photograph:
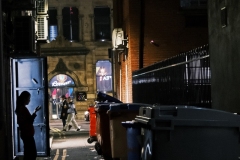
[{"x1": 15, "y1": 91, "x2": 41, "y2": 160}]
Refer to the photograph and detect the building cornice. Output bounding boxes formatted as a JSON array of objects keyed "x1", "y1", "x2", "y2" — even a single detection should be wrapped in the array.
[
  {"x1": 39, "y1": 35, "x2": 90, "y2": 56},
  {"x1": 40, "y1": 47, "x2": 90, "y2": 56}
]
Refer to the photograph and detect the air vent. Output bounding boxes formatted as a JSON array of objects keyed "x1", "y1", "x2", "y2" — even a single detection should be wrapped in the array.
[
  {"x1": 37, "y1": 16, "x2": 48, "y2": 40},
  {"x1": 36, "y1": 0, "x2": 48, "y2": 14}
]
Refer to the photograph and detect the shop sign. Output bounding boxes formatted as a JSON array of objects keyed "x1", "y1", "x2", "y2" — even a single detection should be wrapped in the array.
[
  {"x1": 49, "y1": 74, "x2": 75, "y2": 87},
  {"x1": 76, "y1": 92, "x2": 87, "y2": 101}
]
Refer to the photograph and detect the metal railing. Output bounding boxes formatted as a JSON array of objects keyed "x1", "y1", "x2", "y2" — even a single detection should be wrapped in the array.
[
  {"x1": 132, "y1": 44, "x2": 211, "y2": 108},
  {"x1": 180, "y1": 0, "x2": 207, "y2": 9}
]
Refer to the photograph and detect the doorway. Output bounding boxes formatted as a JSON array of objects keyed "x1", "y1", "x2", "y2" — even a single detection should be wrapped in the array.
[
  {"x1": 49, "y1": 87, "x2": 74, "y2": 119},
  {"x1": 11, "y1": 57, "x2": 50, "y2": 157},
  {"x1": 49, "y1": 74, "x2": 75, "y2": 119}
]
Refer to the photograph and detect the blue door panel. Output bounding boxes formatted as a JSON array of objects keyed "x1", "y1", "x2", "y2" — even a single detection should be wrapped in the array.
[
  {"x1": 11, "y1": 57, "x2": 49, "y2": 157},
  {"x1": 14, "y1": 59, "x2": 44, "y2": 88}
]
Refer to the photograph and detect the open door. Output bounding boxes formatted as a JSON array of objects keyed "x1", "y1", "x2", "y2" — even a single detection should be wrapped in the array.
[{"x1": 11, "y1": 57, "x2": 49, "y2": 157}]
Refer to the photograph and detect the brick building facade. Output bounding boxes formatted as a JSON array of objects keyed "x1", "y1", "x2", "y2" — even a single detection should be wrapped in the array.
[{"x1": 112, "y1": 0, "x2": 208, "y2": 102}]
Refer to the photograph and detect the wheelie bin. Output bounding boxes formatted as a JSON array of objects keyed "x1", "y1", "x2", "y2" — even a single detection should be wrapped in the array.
[
  {"x1": 96, "y1": 91, "x2": 122, "y2": 103},
  {"x1": 107, "y1": 103, "x2": 151, "y2": 160},
  {"x1": 135, "y1": 105, "x2": 240, "y2": 160},
  {"x1": 87, "y1": 104, "x2": 97, "y2": 144},
  {"x1": 94, "y1": 92, "x2": 122, "y2": 159},
  {"x1": 94, "y1": 103, "x2": 112, "y2": 158},
  {"x1": 122, "y1": 121, "x2": 142, "y2": 160}
]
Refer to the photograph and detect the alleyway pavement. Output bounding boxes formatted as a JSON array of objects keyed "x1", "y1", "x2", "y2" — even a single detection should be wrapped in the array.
[
  {"x1": 16, "y1": 119, "x2": 104, "y2": 160},
  {"x1": 48, "y1": 119, "x2": 104, "y2": 160}
]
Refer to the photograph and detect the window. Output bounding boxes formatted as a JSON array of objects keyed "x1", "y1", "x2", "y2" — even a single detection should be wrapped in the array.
[
  {"x1": 94, "y1": 7, "x2": 111, "y2": 41},
  {"x1": 48, "y1": 9, "x2": 58, "y2": 41},
  {"x1": 62, "y1": 7, "x2": 79, "y2": 42},
  {"x1": 36, "y1": 0, "x2": 48, "y2": 41}
]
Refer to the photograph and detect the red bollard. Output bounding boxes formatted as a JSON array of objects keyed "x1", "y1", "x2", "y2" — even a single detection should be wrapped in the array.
[{"x1": 87, "y1": 105, "x2": 97, "y2": 143}]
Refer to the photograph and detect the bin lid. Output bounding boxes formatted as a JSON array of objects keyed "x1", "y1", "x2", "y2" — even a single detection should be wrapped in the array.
[
  {"x1": 109, "y1": 103, "x2": 151, "y2": 111},
  {"x1": 97, "y1": 91, "x2": 123, "y2": 103},
  {"x1": 135, "y1": 105, "x2": 240, "y2": 128},
  {"x1": 122, "y1": 120, "x2": 141, "y2": 128},
  {"x1": 95, "y1": 102, "x2": 111, "y2": 111}
]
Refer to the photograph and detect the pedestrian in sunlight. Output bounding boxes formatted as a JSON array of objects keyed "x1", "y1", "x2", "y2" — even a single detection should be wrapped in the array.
[{"x1": 62, "y1": 97, "x2": 81, "y2": 131}]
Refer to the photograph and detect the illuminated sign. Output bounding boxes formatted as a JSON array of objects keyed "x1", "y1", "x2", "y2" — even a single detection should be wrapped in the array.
[
  {"x1": 49, "y1": 74, "x2": 75, "y2": 87},
  {"x1": 96, "y1": 60, "x2": 112, "y2": 92}
]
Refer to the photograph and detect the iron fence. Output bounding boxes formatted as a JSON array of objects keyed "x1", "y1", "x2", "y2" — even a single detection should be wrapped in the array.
[{"x1": 132, "y1": 44, "x2": 211, "y2": 108}]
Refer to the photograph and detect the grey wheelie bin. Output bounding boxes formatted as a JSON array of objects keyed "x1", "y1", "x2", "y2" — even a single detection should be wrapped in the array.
[
  {"x1": 108, "y1": 103, "x2": 151, "y2": 160},
  {"x1": 135, "y1": 105, "x2": 240, "y2": 160},
  {"x1": 122, "y1": 121, "x2": 142, "y2": 160}
]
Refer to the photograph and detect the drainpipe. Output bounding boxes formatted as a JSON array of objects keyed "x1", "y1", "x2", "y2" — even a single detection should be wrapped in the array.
[
  {"x1": 0, "y1": 2, "x2": 7, "y2": 159},
  {"x1": 0, "y1": 0, "x2": 4, "y2": 129},
  {"x1": 139, "y1": 0, "x2": 145, "y2": 69}
]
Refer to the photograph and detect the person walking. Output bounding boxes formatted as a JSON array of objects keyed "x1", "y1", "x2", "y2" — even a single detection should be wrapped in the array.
[
  {"x1": 63, "y1": 97, "x2": 81, "y2": 131},
  {"x1": 59, "y1": 95, "x2": 68, "y2": 130},
  {"x1": 15, "y1": 91, "x2": 41, "y2": 160}
]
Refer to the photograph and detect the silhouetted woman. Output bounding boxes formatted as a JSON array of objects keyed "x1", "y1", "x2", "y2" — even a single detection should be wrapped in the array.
[{"x1": 15, "y1": 91, "x2": 41, "y2": 160}]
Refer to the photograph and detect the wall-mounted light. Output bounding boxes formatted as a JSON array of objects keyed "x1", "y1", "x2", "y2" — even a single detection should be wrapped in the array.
[
  {"x1": 150, "y1": 40, "x2": 159, "y2": 47},
  {"x1": 116, "y1": 35, "x2": 128, "y2": 63}
]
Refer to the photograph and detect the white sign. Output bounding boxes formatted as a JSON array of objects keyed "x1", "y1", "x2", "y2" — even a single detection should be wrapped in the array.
[{"x1": 51, "y1": 80, "x2": 72, "y2": 87}]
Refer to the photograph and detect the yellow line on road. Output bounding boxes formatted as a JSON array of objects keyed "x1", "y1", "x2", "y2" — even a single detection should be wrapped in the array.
[
  {"x1": 62, "y1": 149, "x2": 67, "y2": 160},
  {"x1": 53, "y1": 149, "x2": 59, "y2": 160},
  {"x1": 50, "y1": 127, "x2": 61, "y2": 132},
  {"x1": 50, "y1": 127, "x2": 66, "y2": 139}
]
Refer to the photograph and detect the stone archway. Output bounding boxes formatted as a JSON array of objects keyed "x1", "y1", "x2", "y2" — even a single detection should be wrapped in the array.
[{"x1": 48, "y1": 58, "x2": 82, "y2": 87}]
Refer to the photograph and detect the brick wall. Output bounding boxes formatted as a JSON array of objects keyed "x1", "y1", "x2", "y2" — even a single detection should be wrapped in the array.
[
  {"x1": 113, "y1": 0, "x2": 208, "y2": 103},
  {"x1": 142, "y1": 0, "x2": 208, "y2": 67}
]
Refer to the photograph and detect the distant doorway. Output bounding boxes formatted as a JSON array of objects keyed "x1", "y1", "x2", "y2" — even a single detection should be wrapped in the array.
[{"x1": 49, "y1": 74, "x2": 75, "y2": 119}]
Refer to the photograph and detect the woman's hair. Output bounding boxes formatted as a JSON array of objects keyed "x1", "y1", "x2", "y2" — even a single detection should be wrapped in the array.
[{"x1": 15, "y1": 91, "x2": 31, "y2": 114}]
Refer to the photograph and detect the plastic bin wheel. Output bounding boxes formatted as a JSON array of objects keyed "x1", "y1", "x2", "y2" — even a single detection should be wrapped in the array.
[
  {"x1": 94, "y1": 142, "x2": 102, "y2": 155},
  {"x1": 87, "y1": 137, "x2": 92, "y2": 144},
  {"x1": 87, "y1": 137, "x2": 97, "y2": 144}
]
